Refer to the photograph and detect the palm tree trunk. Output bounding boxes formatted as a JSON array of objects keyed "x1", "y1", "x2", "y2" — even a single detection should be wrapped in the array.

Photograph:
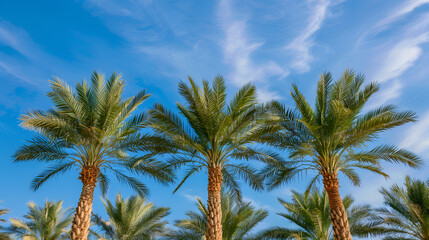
[
  {"x1": 206, "y1": 166, "x2": 223, "y2": 240},
  {"x1": 70, "y1": 166, "x2": 99, "y2": 240},
  {"x1": 322, "y1": 172, "x2": 352, "y2": 240}
]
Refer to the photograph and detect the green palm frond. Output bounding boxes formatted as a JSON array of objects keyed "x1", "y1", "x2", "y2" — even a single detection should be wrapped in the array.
[
  {"x1": 14, "y1": 71, "x2": 175, "y2": 196},
  {"x1": 148, "y1": 75, "x2": 280, "y2": 199},
  {"x1": 92, "y1": 193, "x2": 170, "y2": 240},
  {"x1": 363, "y1": 176, "x2": 429, "y2": 240},
  {"x1": 164, "y1": 191, "x2": 268, "y2": 240},
  {"x1": 262, "y1": 69, "x2": 421, "y2": 190},
  {"x1": 9, "y1": 201, "x2": 72, "y2": 240},
  {"x1": 258, "y1": 188, "x2": 376, "y2": 240},
  {"x1": 0, "y1": 206, "x2": 10, "y2": 240}
]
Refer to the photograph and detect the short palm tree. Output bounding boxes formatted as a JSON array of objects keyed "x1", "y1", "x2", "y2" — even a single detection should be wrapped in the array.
[
  {"x1": 165, "y1": 190, "x2": 268, "y2": 240},
  {"x1": 259, "y1": 188, "x2": 376, "y2": 240},
  {"x1": 9, "y1": 200, "x2": 72, "y2": 240},
  {"x1": 91, "y1": 193, "x2": 170, "y2": 240},
  {"x1": 149, "y1": 76, "x2": 278, "y2": 240},
  {"x1": 368, "y1": 176, "x2": 429, "y2": 239},
  {"x1": 0, "y1": 207, "x2": 10, "y2": 240},
  {"x1": 262, "y1": 70, "x2": 421, "y2": 239},
  {"x1": 14, "y1": 72, "x2": 174, "y2": 240}
]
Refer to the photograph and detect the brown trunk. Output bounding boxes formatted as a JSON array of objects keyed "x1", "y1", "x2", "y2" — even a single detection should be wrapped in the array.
[
  {"x1": 322, "y1": 172, "x2": 352, "y2": 240},
  {"x1": 206, "y1": 166, "x2": 223, "y2": 240},
  {"x1": 70, "y1": 166, "x2": 99, "y2": 240}
]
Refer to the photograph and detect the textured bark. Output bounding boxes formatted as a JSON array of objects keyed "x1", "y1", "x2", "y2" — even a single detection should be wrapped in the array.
[
  {"x1": 206, "y1": 166, "x2": 223, "y2": 240},
  {"x1": 70, "y1": 166, "x2": 99, "y2": 240},
  {"x1": 322, "y1": 172, "x2": 352, "y2": 240}
]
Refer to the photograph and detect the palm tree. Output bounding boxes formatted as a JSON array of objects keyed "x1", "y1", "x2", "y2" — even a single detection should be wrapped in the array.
[
  {"x1": 0, "y1": 207, "x2": 10, "y2": 240},
  {"x1": 9, "y1": 200, "x2": 72, "y2": 240},
  {"x1": 14, "y1": 72, "x2": 175, "y2": 240},
  {"x1": 367, "y1": 176, "x2": 429, "y2": 239},
  {"x1": 149, "y1": 76, "x2": 278, "y2": 240},
  {"x1": 91, "y1": 193, "x2": 170, "y2": 240},
  {"x1": 165, "y1": 190, "x2": 268, "y2": 240},
  {"x1": 261, "y1": 70, "x2": 421, "y2": 239},
  {"x1": 259, "y1": 188, "x2": 377, "y2": 239}
]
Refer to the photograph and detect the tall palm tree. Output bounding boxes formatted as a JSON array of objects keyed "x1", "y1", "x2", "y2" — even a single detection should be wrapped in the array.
[
  {"x1": 259, "y1": 188, "x2": 377, "y2": 240},
  {"x1": 367, "y1": 176, "x2": 429, "y2": 239},
  {"x1": 91, "y1": 193, "x2": 170, "y2": 240},
  {"x1": 149, "y1": 76, "x2": 278, "y2": 240},
  {"x1": 0, "y1": 207, "x2": 10, "y2": 240},
  {"x1": 9, "y1": 200, "x2": 72, "y2": 240},
  {"x1": 261, "y1": 70, "x2": 422, "y2": 239},
  {"x1": 164, "y1": 191, "x2": 268, "y2": 240},
  {"x1": 14, "y1": 72, "x2": 175, "y2": 240}
]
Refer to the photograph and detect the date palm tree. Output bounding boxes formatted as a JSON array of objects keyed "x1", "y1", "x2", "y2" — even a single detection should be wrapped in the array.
[
  {"x1": 91, "y1": 193, "x2": 170, "y2": 240},
  {"x1": 0, "y1": 207, "x2": 10, "y2": 240},
  {"x1": 149, "y1": 76, "x2": 277, "y2": 240},
  {"x1": 9, "y1": 200, "x2": 72, "y2": 240},
  {"x1": 164, "y1": 190, "x2": 268, "y2": 240},
  {"x1": 368, "y1": 176, "x2": 429, "y2": 239},
  {"x1": 14, "y1": 72, "x2": 174, "y2": 240},
  {"x1": 259, "y1": 188, "x2": 378, "y2": 240},
  {"x1": 261, "y1": 70, "x2": 422, "y2": 239}
]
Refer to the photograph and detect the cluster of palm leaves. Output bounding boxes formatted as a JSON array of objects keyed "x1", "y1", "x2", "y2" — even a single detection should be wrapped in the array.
[{"x1": 4, "y1": 69, "x2": 426, "y2": 240}]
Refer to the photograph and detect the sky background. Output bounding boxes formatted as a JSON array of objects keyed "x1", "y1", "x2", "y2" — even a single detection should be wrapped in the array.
[{"x1": 1, "y1": 0, "x2": 429, "y2": 238}]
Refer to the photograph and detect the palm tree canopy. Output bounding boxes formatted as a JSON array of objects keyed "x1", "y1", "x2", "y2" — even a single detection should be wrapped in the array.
[
  {"x1": 164, "y1": 190, "x2": 268, "y2": 240},
  {"x1": 148, "y1": 75, "x2": 280, "y2": 199},
  {"x1": 262, "y1": 69, "x2": 422, "y2": 190},
  {"x1": 9, "y1": 200, "x2": 72, "y2": 240},
  {"x1": 365, "y1": 176, "x2": 429, "y2": 240},
  {"x1": 14, "y1": 71, "x2": 174, "y2": 196},
  {"x1": 259, "y1": 188, "x2": 375, "y2": 240},
  {"x1": 92, "y1": 193, "x2": 170, "y2": 240}
]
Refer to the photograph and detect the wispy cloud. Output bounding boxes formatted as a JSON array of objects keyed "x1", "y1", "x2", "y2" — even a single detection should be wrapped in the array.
[
  {"x1": 0, "y1": 21, "x2": 63, "y2": 86},
  {"x1": 400, "y1": 109, "x2": 429, "y2": 157},
  {"x1": 373, "y1": 34, "x2": 429, "y2": 84},
  {"x1": 359, "y1": 0, "x2": 429, "y2": 44},
  {"x1": 285, "y1": 0, "x2": 333, "y2": 72},
  {"x1": 182, "y1": 193, "x2": 198, "y2": 203},
  {"x1": 243, "y1": 197, "x2": 273, "y2": 211},
  {"x1": 368, "y1": 13, "x2": 429, "y2": 108},
  {"x1": 218, "y1": 0, "x2": 287, "y2": 101}
]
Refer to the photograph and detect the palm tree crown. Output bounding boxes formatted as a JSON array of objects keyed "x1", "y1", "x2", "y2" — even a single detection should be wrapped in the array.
[
  {"x1": 165, "y1": 190, "x2": 268, "y2": 240},
  {"x1": 92, "y1": 193, "x2": 170, "y2": 240},
  {"x1": 149, "y1": 75, "x2": 277, "y2": 240},
  {"x1": 9, "y1": 200, "x2": 72, "y2": 240},
  {"x1": 264, "y1": 69, "x2": 421, "y2": 189},
  {"x1": 261, "y1": 69, "x2": 421, "y2": 239},
  {"x1": 259, "y1": 188, "x2": 375, "y2": 240},
  {"x1": 14, "y1": 72, "x2": 175, "y2": 240},
  {"x1": 369, "y1": 176, "x2": 429, "y2": 240},
  {"x1": 14, "y1": 72, "x2": 174, "y2": 195},
  {"x1": 149, "y1": 75, "x2": 277, "y2": 199}
]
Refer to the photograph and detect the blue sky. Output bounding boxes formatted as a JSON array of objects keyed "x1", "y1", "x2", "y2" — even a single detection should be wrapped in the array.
[{"x1": 1, "y1": 0, "x2": 429, "y2": 237}]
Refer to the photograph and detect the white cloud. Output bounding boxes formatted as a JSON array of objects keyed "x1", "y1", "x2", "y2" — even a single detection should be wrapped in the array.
[
  {"x1": 361, "y1": 0, "x2": 429, "y2": 43},
  {"x1": 368, "y1": 12, "x2": 429, "y2": 107},
  {"x1": 257, "y1": 88, "x2": 283, "y2": 103},
  {"x1": 373, "y1": 34, "x2": 429, "y2": 84},
  {"x1": 285, "y1": 0, "x2": 332, "y2": 72},
  {"x1": 218, "y1": 0, "x2": 288, "y2": 90},
  {"x1": 243, "y1": 197, "x2": 273, "y2": 211},
  {"x1": 182, "y1": 193, "x2": 198, "y2": 203},
  {"x1": 400, "y1": 109, "x2": 429, "y2": 157},
  {"x1": 368, "y1": 33, "x2": 429, "y2": 106},
  {"x1": 367, "y1": 81, "x2": 402, "y2": 109}
]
